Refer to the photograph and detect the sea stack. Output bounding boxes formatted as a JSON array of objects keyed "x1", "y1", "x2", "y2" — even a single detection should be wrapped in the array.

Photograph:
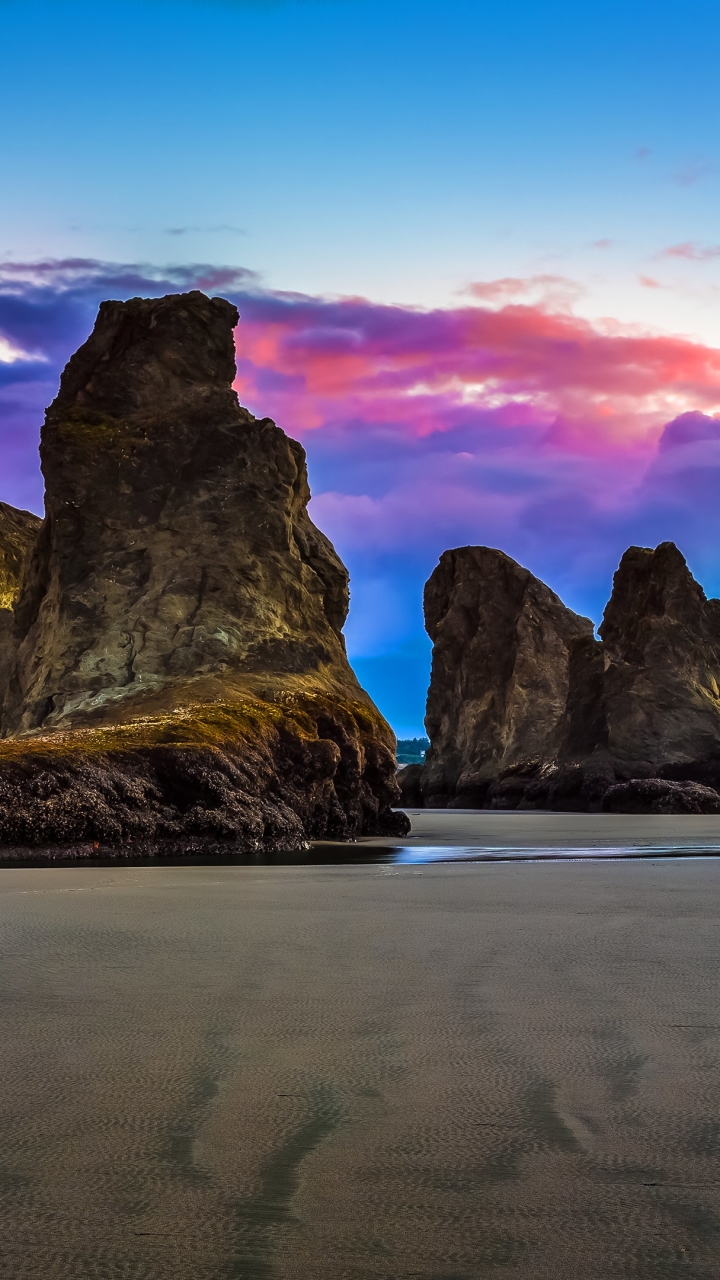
[
  {"x1": 415, "y1": 542, "x2": 720, "y2": 813},
  {"x1": 0, "y1": 291, "x2": 408, "y2": 854},
  {"x1": 597, "y1": 542, "x2": 720, "y2": 775},
  {"x1": 421, "y1": 546, "x2": 594, "y2": 807}
]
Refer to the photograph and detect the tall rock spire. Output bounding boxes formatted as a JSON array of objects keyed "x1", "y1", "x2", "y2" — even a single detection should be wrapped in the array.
[{"x1": 0, "y1": 292, "x2": 407, "y2": 852}]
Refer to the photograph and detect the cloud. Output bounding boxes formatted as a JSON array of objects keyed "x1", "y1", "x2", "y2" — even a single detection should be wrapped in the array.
[
  {"x1": 663, "y1": 241, "x2": 720, "y2": 261},
  {"x1": 232, "y1": 283, "x2": 720, "y2": 457},
  {"x1": 164, "y1": 225, "x2": 246, "y2": 236},
  {"x1": 658, "y1": 410, "x2": 720, "y2": 451},
  {"x1": 673, "y1": 160, "x2": 716, "y2": 187},
  {"x1": 0, "y1": 335, "x2": 47, "y2": 365},
  {"x1": 3, "y1": 255, "x2": 720, "y2": 669},
  {"x1": 0, "y1": 257, "x2": 259, "y2": 294},
  {"x1": 466, "y1": 274, "x2": 584, "y2": 309}
]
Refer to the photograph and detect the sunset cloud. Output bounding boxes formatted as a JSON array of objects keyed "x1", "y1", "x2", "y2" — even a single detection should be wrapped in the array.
[
  {"x1": 465, "y1": 275, "x2": 584, "y2": 309},
  {"x1": 232, "y1": 285, "x2": 720, "y2": 456},
  {"x1": 2, "y1": 258, "x2": 720, "y2": 720},
  {"x1": 663, "y1": 242, "x2": 720, "y2": 261}
]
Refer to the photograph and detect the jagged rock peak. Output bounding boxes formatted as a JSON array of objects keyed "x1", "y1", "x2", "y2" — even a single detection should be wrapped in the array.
[
  {"x1": 600, "y1": 541, "x2": 714, "y2": 661},
  {"x1": 49, "y1": 290, "x2": 240, "y2": 421},
  {"x1": 596, "y1": 541, "x2": 720, "y2": 775}
]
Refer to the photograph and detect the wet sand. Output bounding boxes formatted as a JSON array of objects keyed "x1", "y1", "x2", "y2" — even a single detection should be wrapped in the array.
[
  {"x1": 3, "y1": 857, "x2": 720, "y2": 1278},
  {"x1": 367, "y1": 807, "x2": 720, "y2": 852}
]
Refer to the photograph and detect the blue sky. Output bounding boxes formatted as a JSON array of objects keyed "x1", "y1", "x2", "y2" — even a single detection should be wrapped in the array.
[
  {"x1": 1, "y1": 0, "x2": 720, "y2": 734},
  {"x1": 3, "y1": 0, "x2": 720, "y2": 328}
]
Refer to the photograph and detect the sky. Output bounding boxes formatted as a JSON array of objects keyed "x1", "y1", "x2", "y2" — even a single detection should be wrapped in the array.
[{"x1": 1, "y1": 0, "x2": 720, "y2": 735}]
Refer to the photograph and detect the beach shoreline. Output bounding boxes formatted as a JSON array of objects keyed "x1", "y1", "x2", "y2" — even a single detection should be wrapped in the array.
[
  {"x1": 3, "y1": 809, "x2": 720, "y2": 865},
  {"x1": 336, "y1": 806, "x2": 720, "y2": 852}
]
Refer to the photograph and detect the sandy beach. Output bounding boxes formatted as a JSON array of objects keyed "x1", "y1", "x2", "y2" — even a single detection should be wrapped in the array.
[{"x1": 2, "y1": 852, "x2": 720, "y2": 1278}]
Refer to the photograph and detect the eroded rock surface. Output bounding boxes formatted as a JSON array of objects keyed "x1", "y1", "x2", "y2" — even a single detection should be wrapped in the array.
[
  {"x1": 598, "y1": 542, "x2": 720, "y2": 776},
  {"x1": 422, "y1": 547, "x2": 594, "y2": 807},
  {"x1": 0, "y1": 291, "x2": 408, "y2": 853},
  {"x1": 0, "y1": 502, "x2": 42, "y2": 722},
  {"x1": 420, "y1": 541, "x2": 720, "y2": 812},
  {"x1": 0, "y1": 501, "x2": 41, "y2": 612}
]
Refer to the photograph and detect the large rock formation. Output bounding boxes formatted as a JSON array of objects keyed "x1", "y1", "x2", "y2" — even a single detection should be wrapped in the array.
[
  {"x1": 596, "y1": 542, "x2": 720, "y2": 775},
  {"x1": 421, "y1": 547, "x2": 594, "y2": 808},
  {"x1": 413, "y1": 542, "x2": 720, "y2": 813},
  {"x1": 0, "y1": 291, "x2": 408, "y2": 855}
]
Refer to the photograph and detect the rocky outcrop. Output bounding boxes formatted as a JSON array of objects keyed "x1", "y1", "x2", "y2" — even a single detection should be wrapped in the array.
[
  {"x1": 398, "y1": 763, "x2": 424, "y2": 807},
  {"x1": 420, "y1": 542, "x2": 720, "y2": 812},
  {"x1": 601, "y1": 778, "x2": 720, "y2": 815},
  {"x1": 0, "y1": 502, "x2": 42, "y2": 722},
  {"x1": 422, "y1": 547, "x2": 594, "y2": 808},
  {"x1": 0, "y1": 501, "x2": 41, "y2": 612},
  {"x1": 0, "y1": 291, "x2": 408, "y2": 855},
  {"x1": 596, "y1": 542, "x2": 720, "y2": 776}
]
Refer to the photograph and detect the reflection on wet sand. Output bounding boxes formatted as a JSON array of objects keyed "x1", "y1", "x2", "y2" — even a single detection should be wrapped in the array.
[{"x1": 2, "y1": 856, "x2": 720, "y2": 1278}]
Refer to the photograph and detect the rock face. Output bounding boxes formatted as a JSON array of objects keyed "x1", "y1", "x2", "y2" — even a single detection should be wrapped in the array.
[
  {"x1": 0, "y1": 501, "x2": 41, "y2": 612},
  {"x1": 419, "y1": 542, "x2": 720, "y2": 812},
  {"x1": 596, "y1": 542, "x2": 720, "y2": 776},
  {"x1": 0, "y1": 502, "x2": 41, "y2": 723},
  {"x1": 0, "y1": 291, "x2": 408, "y2": 854},
  {"x1": 422, "y1": 547, "x2": 594, "y2": 808}
]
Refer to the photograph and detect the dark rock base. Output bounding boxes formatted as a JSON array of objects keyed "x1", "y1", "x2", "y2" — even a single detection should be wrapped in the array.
[
  {"x1": 0, "y1": 838, "x2": 310, "y2": 863},
  {"x1": 0, "y1": 697, "x2": 410, "y2": 857},
  {"x1": 601, "y1": 779, "x2": 720, "y2": 815},
  {"x1": 408, "y1": 758, "x2": 720, "y2": 815}
]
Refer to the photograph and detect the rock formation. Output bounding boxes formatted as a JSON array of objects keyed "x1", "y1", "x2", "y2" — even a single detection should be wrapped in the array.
[
  {"x1": 0, "y1": 502, "x2": 41, "y2": 723},
  {"x1": 414, "y1": 542, "x2": 720, "y2": 813},
  {"x1": 596, "y1": 542, "x2": 720, "y2": 776},
  {"x1": 0, "y1": 501, "x2": 41, "y2": 612},
  {"x1": 420, "y1": 547, "x2": 594, "y2": 808},
  {"x1": 0, "y1": 291, "x2": 408, "y2": 855}
]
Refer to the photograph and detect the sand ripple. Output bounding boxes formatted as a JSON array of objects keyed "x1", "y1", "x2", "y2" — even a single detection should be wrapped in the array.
[{"x1": 1, "y1": 860, "x2": 720, "y2": 1277}]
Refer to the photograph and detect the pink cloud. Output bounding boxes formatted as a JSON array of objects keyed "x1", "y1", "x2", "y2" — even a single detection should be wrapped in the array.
[
  {"x1": 465, "y1": 275, "x2": 584, "y2": 308},
  {"x1": 233, "y1": 289, "x2": 720, "y2": 463},
  {"x1": 4, "y1": 257, "x2": 720, "y2": 672},
  {"x1": 663, "y1": 242, "x2": 720, "y2": 261},
  {"x1": 229, "y1": 287, "x2": 720, "y2": 631}
]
